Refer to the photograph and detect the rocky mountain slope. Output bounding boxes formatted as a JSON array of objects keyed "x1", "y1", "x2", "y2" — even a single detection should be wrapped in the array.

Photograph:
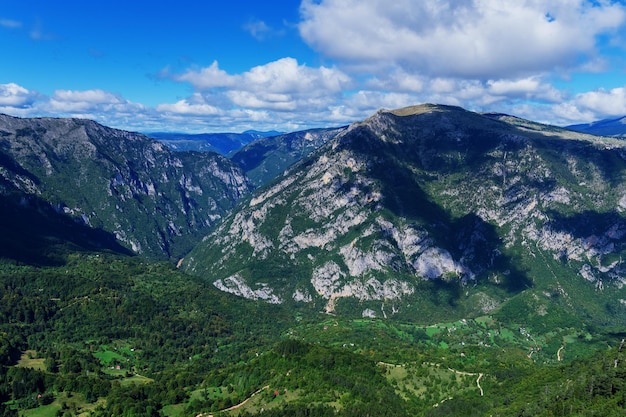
[
  {"x1": 183, "y1": 104, "x2": 626, "y2": 323},
  {"x1": 0, "y1": 114, "x2": 252, "y2": 260},
  {"x1": 230, "y1": 126, "x2": 346, "y2": 187}
]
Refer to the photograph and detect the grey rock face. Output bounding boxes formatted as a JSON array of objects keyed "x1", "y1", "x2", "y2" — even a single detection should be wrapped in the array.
[
  {"x1": 0, "y1": 114, "x2": 252, "y2": 259},
  {"x1": 183, "y1": 104, "x2": 626, "y2": 318}
]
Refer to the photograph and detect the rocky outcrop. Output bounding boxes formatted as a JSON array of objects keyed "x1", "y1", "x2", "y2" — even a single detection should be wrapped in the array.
[
  {"x1": 183, "y1": 105, "x2": 626, "y2": 318},
  {"x1": 0, "y1": 114, "x2": 252, "y2": 259}
]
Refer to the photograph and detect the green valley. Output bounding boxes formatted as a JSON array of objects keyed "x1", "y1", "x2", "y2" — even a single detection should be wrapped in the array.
[
  {"x1": 4, "y1": 106, "x2": 626, "y2": 415},
  {"x1": 1, "y1": 252, "x2": 626, "y2": 416}
]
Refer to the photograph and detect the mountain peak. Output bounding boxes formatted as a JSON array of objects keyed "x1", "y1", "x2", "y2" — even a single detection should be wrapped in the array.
[
  {"x1": 184, "y1": 105, "x2": 626, "y2": 323},
  {"x1": 385, "y1": 103, "x2": 467, "y2": 117}
]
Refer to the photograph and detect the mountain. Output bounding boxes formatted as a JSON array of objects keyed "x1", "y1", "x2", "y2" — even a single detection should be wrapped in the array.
[
  {"x1": 231, "y1": 126, "x2": 347, "y2": 187},
  {"x1": 149, "y1": 128, "x2": 342, "y2": 189},
  {"x1": 566, "y1": 116, "x2": 626, "y2": 137},
  {"x1": 147, "y1": 131, "x2": 278, "y2": 154},
  {"x1": 243, "y1": 129, "x2": 283, "y2": 136},
  {"x1": 0, "y1": 114, "x2": 252, "y2": 261},
  {"x1": 7, "y1": 106, "x2": 626, "y2": 417},
  {"x1": 0, "y1": 177, "x2": 134, "y2": 266},
  {"x1": 183, "y1": 104, "x2": 626, "y2": 326}
]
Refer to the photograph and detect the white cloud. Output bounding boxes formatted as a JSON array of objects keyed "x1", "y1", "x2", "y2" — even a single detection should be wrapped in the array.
[
  {"x1": 243, "y1": 58, "x2": 349, "y2": 94},
  {"x1": 345, "y1": 90, "x2": 419, "y2": 114},
  {"x1": 177, "y1": 57, "x2": 350, "y2": 95},
  {"x1": 506, "y1": 85, "x2": 626, "y2": 126},
  {"x1": 366, "y1": 70, "x2": 425, "y2": 93},
  {"x1": 549, "y1": 102, "x2": 598, "y2": 124},
  {"x1": 52, "y1": 89, "x2": 123, "y2": 104},
  {"x1": 48, "y1": 89, "x2": 130, "y2": 113},
  {"x1": 574, "y1": 87, "x2": 626, "y2": 115},
  {"x1": 175, "y1": 61, "x2": 235, "y2": 89},
  {"x1": 167, "y1": 57, "x2": 352, "y2": 118},
  {"x1": 36, "y1": 89, "x2": 151, "y2": 131},
  {"x1": 567, "y1": 86, "x2": 626, "y2": 119},
  {"x1": 486, "y1": 77, "x2": 563, "y2": 102},
  {"x1": 117, "y1": 1, "x2": 626, "y2": 132},
  {"x1": 0, "y1": 83, "x2": 37, "y2": 107},
  {"x1": 298, "y1": 0, "x2": 626, "y2": 79},
  {"x1": 360, "y1": 73, "x2": 563, "y2": 109},
  {"x1": 487, "y1": 78, "x2": 543, "y2": 96},
  {"x1": 156, "y1": 93, "x2": 222, "y2": 116}
]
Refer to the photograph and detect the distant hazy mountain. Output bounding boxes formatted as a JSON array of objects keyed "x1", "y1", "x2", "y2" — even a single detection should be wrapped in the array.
[
  {"x1": 566, "y1": 116, "x2": 626, "y2": 137},
  {"x1": 231, "y1": 126, "x2": 347, "y2": 187},
  {"x1": 0, "y1": 114, "x2": 252, "y2": 261},
  {"x1": 147, "y1": 130, "x2": 281, "y2": 155},
  {"x1": 183, "y1": 104, "x2": 626, "y2": 325}
]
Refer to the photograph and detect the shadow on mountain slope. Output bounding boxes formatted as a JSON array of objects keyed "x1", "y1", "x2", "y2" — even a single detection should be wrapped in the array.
[
  {"x1": 531, "y1": 137, "x2": 626, "y2": 189},
  {"x1": 344, "y1": 124, "x2": 533, "y2": 295},
  {"x1": 545, "y1": 209, "x2": 626, "y2": 241},
  {"x1": 0, "y1": 190, "x2": 133, "y2": 266}
]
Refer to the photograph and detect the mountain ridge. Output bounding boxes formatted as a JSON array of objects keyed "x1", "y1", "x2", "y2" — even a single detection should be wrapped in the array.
[
  {"x1": 0, "y1": 113, "x2": 252, "y2": 261},
  {"x1": 7, "y1": 107, "x2": 626, "y2": 417},
  {"x1": 566, "y1": 115, "x2": 626, "y2": 137},
  {"x1": 183, "y1": 104, "x2": 626, "y2": 325},
  {"x1": 230, "y1": 126, "x2": 347, "y2": 187}
]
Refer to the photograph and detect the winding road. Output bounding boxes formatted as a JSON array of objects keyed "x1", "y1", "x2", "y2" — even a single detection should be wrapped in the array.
[{"x1": 448, "y1": 368, "x2": 484, "y2": 396}]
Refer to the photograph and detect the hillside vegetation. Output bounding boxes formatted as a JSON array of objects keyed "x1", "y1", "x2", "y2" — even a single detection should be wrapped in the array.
[
  {"x1": 2, "y1": 252, "x2": 626, "y2": 416},
  {"x1": 184, "y1": 104, "x2": 626, "y2": 330},
  {"x1": 0, "y1": 114, "x2": 251, "y2": 260},
  {"x1": 4, "y1": 105, "x2": 626, "y2": 415}
]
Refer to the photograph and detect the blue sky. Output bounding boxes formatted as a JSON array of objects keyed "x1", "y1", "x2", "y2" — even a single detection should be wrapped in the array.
[{"x1": 2, "y1": 0, "x2": 626, "y2": 133}]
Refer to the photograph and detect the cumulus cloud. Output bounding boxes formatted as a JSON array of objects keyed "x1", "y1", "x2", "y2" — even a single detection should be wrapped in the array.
[
  {"x1": 79, "y1": 1, "x2": 626, "y2": 132},
  {"x1": 547, "y1": 86, "x2": 626, "y2": 124},
  {"x1": 4, "y1": 0, "x2": 626, "y2": 135},
  {"x1": 48, "y1": 89, "x2": 135, "y2": 113},
  {"x1": 299, "y1": 0, "x2": 626, "y2": 79},
  {"x1": 31, "y1": 89, "x2": 150, "y2": 130},
  {"x1": 486, "y1": 77, "x2": 564, "y2": 102},
  {"x1": 175, "y1": 61, "x2": 235, "y2": 90},
  {"x1": 156, "y1": 93, "x2": 222, "y2": 116},
  {"x1": 176, "y1": 57, "x2": 350, "y2": 95},
  {"x1": 0, "y1": 85, "x2": 161, "y2": 130},
  {"x1": 0, "y1": 83, "x2": 38, "y2": 108},
  {"x1": 168, "y1": 57, "x2": 352, "y2": 117},
  {"x1": 152, "y1": 57, "x2": 363, "y2": 130},
  {"x1": 572, "y1": 87, "x2": 626, "y2": 116}
]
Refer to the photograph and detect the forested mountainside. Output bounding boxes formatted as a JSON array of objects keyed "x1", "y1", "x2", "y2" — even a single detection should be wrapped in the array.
[
  {"x1": 3, "y1": 253, "x2": 626, "y2": 417},
  {"x1": 0, "y1": 114, "x2": 252, "y2": 261},
  {"x1": 230, "y1": 127, "x2": 346, "y2": 187},
  {"x1": 184, "y1": 104, "x2": 626, "y2": 328},
  {"x1": 5, "y1": 106, "x2": 626, "y2": 416}
]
